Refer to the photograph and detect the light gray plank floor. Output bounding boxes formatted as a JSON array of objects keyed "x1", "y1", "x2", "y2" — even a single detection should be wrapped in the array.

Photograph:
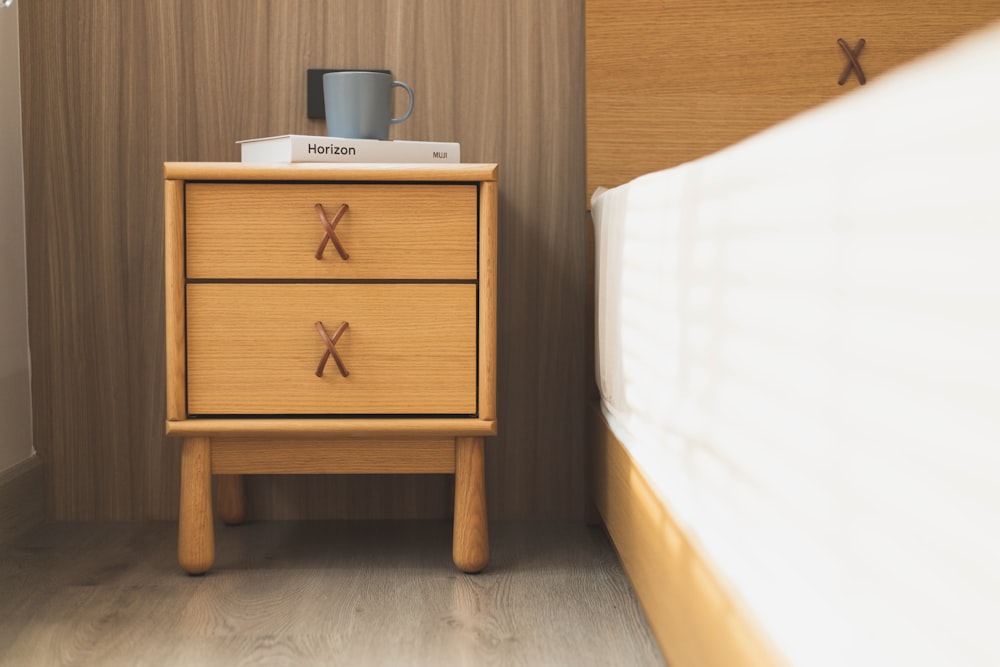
[{"x1": 0, "y1": 520, "x2": 665, "y2": 666}]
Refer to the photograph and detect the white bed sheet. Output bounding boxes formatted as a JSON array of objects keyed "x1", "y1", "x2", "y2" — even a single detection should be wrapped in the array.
[{"x1": 592, "y1": 21, "x2": 1000, "y2": 667}]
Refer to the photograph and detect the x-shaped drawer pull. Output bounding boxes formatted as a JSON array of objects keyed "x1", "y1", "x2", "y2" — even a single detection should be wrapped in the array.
[
  {"x1": 315, "y1": 203, "x2": 350, "y2": 260},
  {"x1": 315, "y1": 320, "x2": 350, "y2": 378},
  {"x1": 838, "y1": 38, "x2": 867, "y2": 86}
]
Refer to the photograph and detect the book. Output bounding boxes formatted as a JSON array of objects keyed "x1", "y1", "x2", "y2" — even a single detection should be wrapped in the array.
[{"x1": 238, "y1": 134, "x2": 460, "y2": 164}]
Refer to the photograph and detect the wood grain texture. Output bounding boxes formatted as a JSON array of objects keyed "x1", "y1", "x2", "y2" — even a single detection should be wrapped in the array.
[
  {"x1": 0, "y1": 521, "x2": 664, "y2": 666},
  {"x1": 166, "y1": 417, "x2": 496, "y2": 439},
  {"x1": 164, "y1": 161, "x2": 498, "y2": 182},
  {"x1": 485, "y1": 0, "x2": 586, "y2": 522},
  {"x1": 186, "y1": 283, "x2": 477, "y2": 415},
  {"x1": 590, "y1": 405, "x2": 785, "y2": 667},
  {"x1": 478, "y1": 180, "x2": 499, "y2": 422},
  {"x1": 583, "y1": 218, "x2": 601, "y2": 525},
  {"x1": 21, "y1": 0, "x2": 585, "y2": 521},
  {"x1": 185, "y1": 183, "x2": 478, "y2": 280},
  {"x1": 210, "y1": 438, "x2": 456, "y2": 475},
  {"x1": 164, "y1": 179, "x2": 186, "y2": 422},
  {"x1": 586, "y1": 0, "x2": 1000, "y2": 201},
  {"x1": 214, "y1": 474, "x2": 246, "y2": 525},
  {"x1": 453, "y1": 436, "x2": 489, "y2": 573},
  {"x1": 178, "y1": 437, "x2": 214, "y2": 574}
]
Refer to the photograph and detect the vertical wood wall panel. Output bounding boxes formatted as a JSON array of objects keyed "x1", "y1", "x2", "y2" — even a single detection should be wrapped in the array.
[{"x1": 20, "y1": 1, "x2": 585, "y2": 520}]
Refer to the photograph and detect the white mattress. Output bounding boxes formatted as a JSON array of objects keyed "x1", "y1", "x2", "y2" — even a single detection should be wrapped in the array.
[{"x1": 591, "y1": 21, "x2": 1000, "y2": 667}]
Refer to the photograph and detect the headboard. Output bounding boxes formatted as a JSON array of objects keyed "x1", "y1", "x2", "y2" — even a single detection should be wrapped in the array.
[{"x1": 586, "y1": 0, "x2": 1000, "y2": 203}]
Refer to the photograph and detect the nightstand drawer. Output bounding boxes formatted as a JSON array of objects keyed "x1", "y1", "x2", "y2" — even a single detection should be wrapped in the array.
[
  {"x1": 186, "y1": 183, "x2": 478, "y2": 280},
  {"x1": 186, "y1": 283, "x2": 477, "y2": 415}
]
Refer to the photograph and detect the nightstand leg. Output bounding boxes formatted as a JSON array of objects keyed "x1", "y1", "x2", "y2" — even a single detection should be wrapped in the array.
[
  {"x1": 453, "y1": 436, "x2": 489, "y2": 573},
  {"x1": 216, "y1": 474, "x2": 247, "y2": 525},
  {"x1": 178, "y1": 437, "x2": 215, "y2": 575}
]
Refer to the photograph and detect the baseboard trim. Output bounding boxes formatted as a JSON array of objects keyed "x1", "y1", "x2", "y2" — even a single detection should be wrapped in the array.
[{"x1": 0, "y1": 455, "x2": 44, "y2": 547}]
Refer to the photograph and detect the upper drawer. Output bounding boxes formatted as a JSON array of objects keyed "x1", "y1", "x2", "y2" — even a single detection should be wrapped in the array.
[{"x1": 185, "y1": 183, "x2": 478, "y2": 280}]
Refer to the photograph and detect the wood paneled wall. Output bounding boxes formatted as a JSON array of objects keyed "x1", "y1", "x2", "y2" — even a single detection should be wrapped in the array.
[{"x1": 19, "y1": 1, "x2": 586, "y2": 520}]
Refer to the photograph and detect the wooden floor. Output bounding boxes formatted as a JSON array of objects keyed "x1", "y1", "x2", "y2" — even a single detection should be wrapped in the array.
[{"x1": 0, "y1": 520, "x2": 664, "y2": 666}]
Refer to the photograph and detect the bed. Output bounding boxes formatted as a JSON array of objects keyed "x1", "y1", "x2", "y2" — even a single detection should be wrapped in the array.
[{"x1": 586, "y1": 5, "x2": 1000, "y2": 666}]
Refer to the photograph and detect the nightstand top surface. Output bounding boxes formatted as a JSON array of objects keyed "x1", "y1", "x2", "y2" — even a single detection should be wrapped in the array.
[{"x1": 165, "y1": 162, "x2": 498, "y2": 182}]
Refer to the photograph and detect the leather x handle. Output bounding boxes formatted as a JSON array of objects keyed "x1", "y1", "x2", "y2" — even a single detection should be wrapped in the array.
[
  {"x1": 315, "y1": 203, "x2": 350, "y2": 260},
  {"x1": 837, "y1": 38, "x2": 866, "y2": 86},
  {"x1": 315, "y1": 320, "x2": 350, "y2": 378}
]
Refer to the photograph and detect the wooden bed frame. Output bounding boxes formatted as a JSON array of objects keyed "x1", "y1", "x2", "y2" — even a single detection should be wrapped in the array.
[{"x1": 585, "y1": 3, "x2": 999, "y2": 665}]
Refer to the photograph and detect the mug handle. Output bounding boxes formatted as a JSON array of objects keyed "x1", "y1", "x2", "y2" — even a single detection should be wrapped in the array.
[{"x1": 390, "y1": 81, "x2": 414, "y2": 125}]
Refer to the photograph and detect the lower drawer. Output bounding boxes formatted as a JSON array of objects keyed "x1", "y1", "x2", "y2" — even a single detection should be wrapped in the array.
[{"x1": 186, "y1": 283, "x2": 477, "y2": 415}]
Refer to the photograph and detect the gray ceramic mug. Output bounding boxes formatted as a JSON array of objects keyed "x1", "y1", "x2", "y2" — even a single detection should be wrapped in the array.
[{"x1": 322, "y1": 70, "x2": 414, "y2": 140}]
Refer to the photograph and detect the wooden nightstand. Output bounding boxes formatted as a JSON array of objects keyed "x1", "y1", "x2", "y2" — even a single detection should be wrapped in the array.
[{"x1": 164, "y1": 162, "x2": 497, "y2": 574}]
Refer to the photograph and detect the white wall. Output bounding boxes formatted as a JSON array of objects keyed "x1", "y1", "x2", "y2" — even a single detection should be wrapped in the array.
[{"x1": 0, "y1": 0, "x2": 34, "y2": 475}]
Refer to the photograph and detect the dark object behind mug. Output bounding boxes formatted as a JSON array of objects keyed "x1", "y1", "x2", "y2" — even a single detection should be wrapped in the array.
[{"x1": 306, "y1": 68, "x2": 391, "y2": 119}]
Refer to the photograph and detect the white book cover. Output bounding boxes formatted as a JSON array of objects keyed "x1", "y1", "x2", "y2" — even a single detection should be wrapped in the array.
[{"x1": 238, "y1": 134, "x2": 460, "y2": 164}]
